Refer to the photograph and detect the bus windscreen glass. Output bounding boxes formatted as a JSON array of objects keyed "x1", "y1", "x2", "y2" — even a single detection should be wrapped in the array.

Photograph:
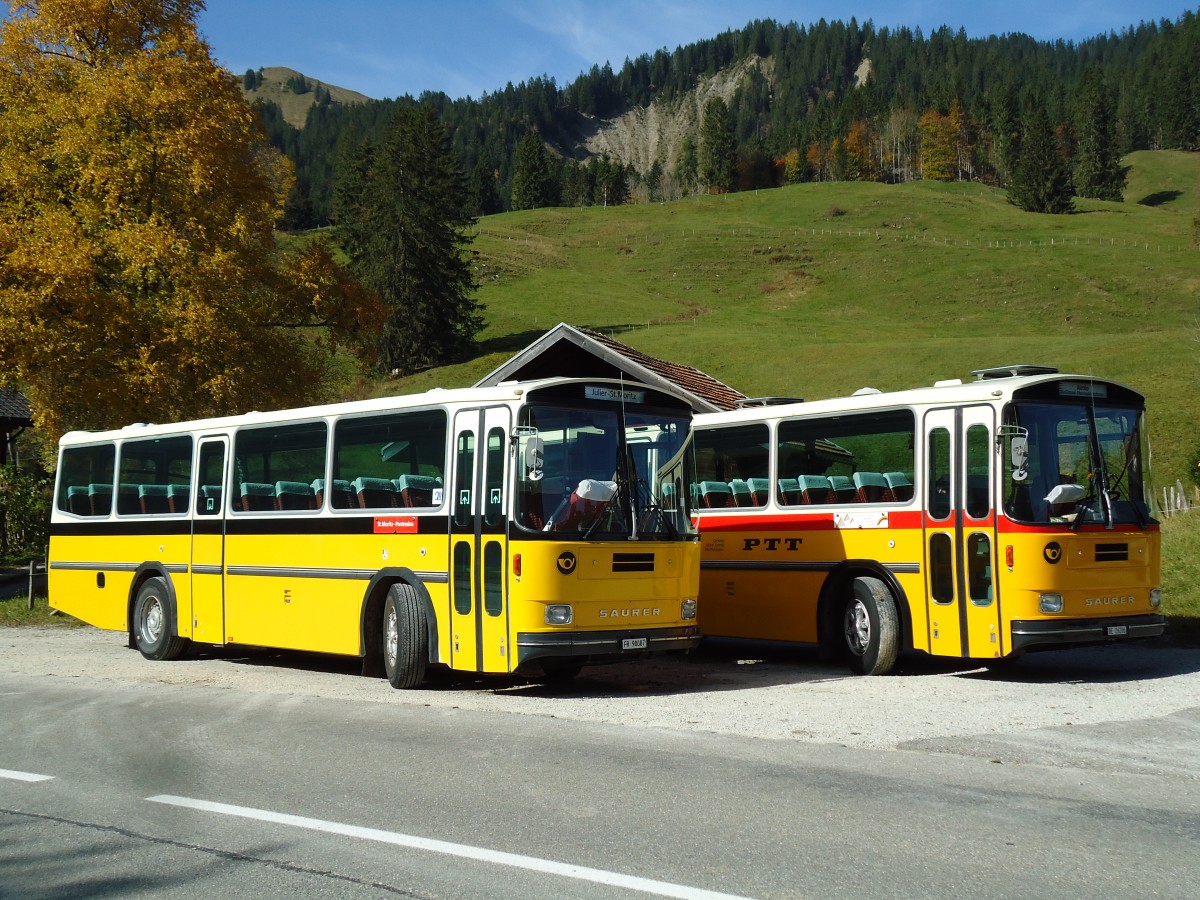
[{"x1": 1002, "y1": 401, "x2": 1151, "y2": 526}]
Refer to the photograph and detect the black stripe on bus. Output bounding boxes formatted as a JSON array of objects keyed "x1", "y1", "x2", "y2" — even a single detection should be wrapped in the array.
[
  {"x1": 51, "y1": 516, "x2": 452, "y2": 538},
  {"x1": 50, "y1": 561, "x2": 189, "y2": 574},
  {"x1": 701, "y1": 560, "x2": 920, "y2": 574},
  {"x1": 50, "y1": 560, "x2": 448, "y2": 584},
  {"x1": 225, "y1": 516, "x2": 451, "y2": 536},
  {"x1": 226, "y1": 565, "x2": 449, "y2": 583},
  {"x1": 51, "y1": 521, "x2": 194, "y2": 538}
]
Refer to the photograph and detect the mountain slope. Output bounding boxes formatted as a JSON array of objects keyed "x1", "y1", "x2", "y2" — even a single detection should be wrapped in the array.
[
  {"x1": 578, "y1": 56, "x2": 772, "y2": 174},
  {"x1": 242, "y1": 66, "x2": 369, "y2": 128}
]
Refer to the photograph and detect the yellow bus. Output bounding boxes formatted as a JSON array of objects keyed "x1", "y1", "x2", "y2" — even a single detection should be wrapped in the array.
[
  {"x1": 691, "y1": 365, "x2": 1164, "y2": 674},
  {"x1": 49, "y1": 377, "x2": 700, "y2": 687}
]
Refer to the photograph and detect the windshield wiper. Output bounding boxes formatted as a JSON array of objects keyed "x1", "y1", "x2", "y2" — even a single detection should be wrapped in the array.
[
  {"x1": 632, "y1": 477, "x2": 679, "y2": 539},
  {"x1": 581, "y1": 465, "x2": 630, "y2": 542},
  {"x1": 1070, "y1": 468, "x2": 1114, "y2": 531}
]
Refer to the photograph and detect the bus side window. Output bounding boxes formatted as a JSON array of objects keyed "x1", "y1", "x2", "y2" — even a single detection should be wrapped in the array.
[
  {"x1": 234, "y1": 422, "x2": 327, "y2": 513},
  {"x1": 694, "y1": 424, "x2": 768, "y2": 508},
  {"x1": 333, "y1": 409, "x2": 448, "y2": 511},
  {"x1": 117, "y1": 435, "x2": 193, "y2": 516}
]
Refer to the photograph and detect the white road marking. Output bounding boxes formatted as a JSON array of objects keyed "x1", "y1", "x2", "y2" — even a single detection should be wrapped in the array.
[
  {"x1": 148, "y1": 794, "x2": 753, "y2": 900},
  {"x1": 0, "y1": 768, "x2": 54, "y2": 782}
]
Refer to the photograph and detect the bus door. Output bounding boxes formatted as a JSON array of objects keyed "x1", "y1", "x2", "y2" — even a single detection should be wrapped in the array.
[
  {"x1": 449, "y1": 407, "x2": 512, "y2": 672},
  {"x1": 923, "y1": 406, "x2": 1002, "y2": 659},
  {"x1": 191, "y1": 436, "x2": 228, "y2": 644}
]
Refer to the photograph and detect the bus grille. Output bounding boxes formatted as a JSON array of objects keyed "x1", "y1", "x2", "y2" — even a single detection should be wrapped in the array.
[
  {"x1": 612, "y1": 552, "x2": 655, "y2": 572},
  {"x1": 1095, "y1": 543, "x2": 1128, "y2": 562}
]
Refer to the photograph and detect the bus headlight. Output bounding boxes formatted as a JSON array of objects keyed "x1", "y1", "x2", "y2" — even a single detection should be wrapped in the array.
[
  {"x1": 1150, "y1": 588, "x2": 1162, "y2": 608},
  {"x1": 1039, "y1": 593, "x2": 1064, "y2": 614},
  {"x1": 680, "y1": 598, "x2": 697, "y2": 620},
  {"x1": 545, "y1": 604, "x2": 573, "y2": 625}
]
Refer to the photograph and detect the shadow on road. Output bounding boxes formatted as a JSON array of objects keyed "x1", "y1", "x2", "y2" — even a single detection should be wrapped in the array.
[{"x1": 202, "y1": 633, "x2": 1194, "y2": 698}]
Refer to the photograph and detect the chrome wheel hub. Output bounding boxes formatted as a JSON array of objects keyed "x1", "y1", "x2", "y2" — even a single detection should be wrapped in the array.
[
  {"x1": 384, "y1": 605, "x2": 398, "y2": 669},
  {"x1": 140, "y1": 597, "x2": 163, "y2": 644},
  {"x1": 844, "y1": 599, "x2": 870, "y2": 656}
]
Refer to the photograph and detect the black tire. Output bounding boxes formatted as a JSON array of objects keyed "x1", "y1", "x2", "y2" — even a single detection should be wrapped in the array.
[
  {"x1": 842, "y1": 575, "x2": 899, "y2": 675},
  {"x1": 383, "y1": 583, "x2": 428, "y2": 689},
  {"x1": 132, "y1": 577, "x2": 188, "y2": 661},
  {"x1": 539, "y1": 658, "x2": 584, "y2": 683}
]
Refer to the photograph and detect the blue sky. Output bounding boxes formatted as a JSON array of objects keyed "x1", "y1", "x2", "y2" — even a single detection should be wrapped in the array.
[{"x1": 198, "y1": 1, "x2": 1195, "y2": 100}]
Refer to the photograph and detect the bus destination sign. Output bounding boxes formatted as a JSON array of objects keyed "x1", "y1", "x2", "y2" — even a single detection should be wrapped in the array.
[{"x1": 585, "y1": 385, "x2": 646, "y2": 404}]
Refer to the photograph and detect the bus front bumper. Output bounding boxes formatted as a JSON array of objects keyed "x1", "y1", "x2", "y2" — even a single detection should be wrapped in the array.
[
  {"x1": 516, "y1": 626, "x2": 700, "y2": 665},
  {"x1": 1010, "y1": 614, "x2": 1166, "y2": 653}
]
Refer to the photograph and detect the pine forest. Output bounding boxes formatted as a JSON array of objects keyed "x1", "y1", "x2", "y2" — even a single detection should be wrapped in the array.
[{"x1": 253, "y1": 13, "x2": 1200, "y2": 228}]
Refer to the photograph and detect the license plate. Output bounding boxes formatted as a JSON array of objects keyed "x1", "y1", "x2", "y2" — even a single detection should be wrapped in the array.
[
  {"x1": 622, "y1": 638, "x2": 648, "y2": 650},
  {"x1": 1106, "y1": 625, "x2": 1128, "y2": 637}
]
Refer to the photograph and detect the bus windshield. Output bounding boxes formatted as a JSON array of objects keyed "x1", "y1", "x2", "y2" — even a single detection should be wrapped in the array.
[
  {"x1": 1001, "y1": 400, "x2": 1152, "y2": 527},
  {"x1": 514, "y1": 402, "x2": 697, "y2": 540}
]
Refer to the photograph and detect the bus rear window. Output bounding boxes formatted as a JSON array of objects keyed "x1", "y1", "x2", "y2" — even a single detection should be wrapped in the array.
[{"x1": 57, "y1": 444, "x2": 116, "y2": 517}]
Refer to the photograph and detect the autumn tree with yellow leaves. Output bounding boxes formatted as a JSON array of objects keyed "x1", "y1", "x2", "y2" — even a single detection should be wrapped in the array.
[{"x1": 0, "y1": 0, "x2": 384, "y2": 443}]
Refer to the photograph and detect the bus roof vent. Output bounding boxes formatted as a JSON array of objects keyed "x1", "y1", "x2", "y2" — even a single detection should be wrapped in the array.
[
  {"x1": 933, "y1": 379, "x2": 963, "y2": 387},
  {"x1": 735, "y1": 396, "x2": 804, "y2": 408},
  {"x1": 971, "y1": 365, "x2": 1059, "y2": 380},
  {"x1": 851, "y1": 387, "x2": 881, "y2": 396}
]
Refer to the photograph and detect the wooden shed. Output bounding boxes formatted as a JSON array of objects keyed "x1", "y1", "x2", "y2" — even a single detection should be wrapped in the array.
[{"x1": 474, "y1": 323, "x2": 745, "y2": 413}]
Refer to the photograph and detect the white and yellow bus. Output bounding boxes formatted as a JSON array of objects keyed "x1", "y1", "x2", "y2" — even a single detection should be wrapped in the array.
[
  {"x1": 691, "y1": 365, "x2": 1164, "y2": 674},
  {"x1": 49, "y1": 377, "x2": 700, "y2": 687}
]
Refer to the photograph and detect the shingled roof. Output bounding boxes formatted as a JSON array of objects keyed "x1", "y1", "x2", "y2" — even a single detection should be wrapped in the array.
[
  {"x1": 0, "y1": 388, "x2": 32, "y2": 426},
  {"x1": 474, "y1": 323, "x2": 746, "y2": 413}
]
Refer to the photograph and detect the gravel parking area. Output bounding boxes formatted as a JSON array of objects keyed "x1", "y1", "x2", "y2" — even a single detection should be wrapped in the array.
[{"x1": 4, "y1": 625, "x2": 1199, "y2": 777}]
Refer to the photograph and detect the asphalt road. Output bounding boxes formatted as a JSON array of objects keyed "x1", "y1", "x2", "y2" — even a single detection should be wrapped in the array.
[{"x1": 2, "y1": 631, "x2": 1199, "y2": 898}]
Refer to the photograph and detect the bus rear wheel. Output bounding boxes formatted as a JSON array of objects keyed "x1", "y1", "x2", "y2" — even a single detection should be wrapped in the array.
[
  {"x1": 383, "y1": 583, "x2": 428, "y2": 689},
  {"x1": 132, "y1": 577, "x2": 188, "y2": 662},
  {"x1": 842, "y1": 576, "x2": 899, "y2": 676}
]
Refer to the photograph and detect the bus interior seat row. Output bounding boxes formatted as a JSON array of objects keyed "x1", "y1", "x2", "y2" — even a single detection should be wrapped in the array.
[
  {"x1": 67, "y1": 483, "x2": 192, "y2": 517},
  {"x1": 695, "y1": 471, "x2": 914, "y2": 509},
  {"x1": 64, "y1": 474, "x2": 445, "y2": 516},
  {"x1": 238, "y1": 474, "x2": 444, "y2": 512}
]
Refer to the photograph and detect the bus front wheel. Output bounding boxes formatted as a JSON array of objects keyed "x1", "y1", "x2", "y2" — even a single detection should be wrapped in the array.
[
  {"x1": 132, "y1": 577, "x2": 188, "y2": 662},
  {"x1": 383, "y1": 583, "x2": 428, "y2": 689},
  {"x1": 842, "y1": 576, "x2": 899, "y2": 676}
]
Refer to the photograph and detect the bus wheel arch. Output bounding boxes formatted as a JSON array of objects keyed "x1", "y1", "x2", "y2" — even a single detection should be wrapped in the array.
[
  {"x1": 129, "y1": 567, "x2": 188, "y2": 661},
  {"x1": 360, "y1": 569, "x2": 438, "y2": 680},
  {"x1": 817, "y1": 562, "x2": 906, "y2": 675}
]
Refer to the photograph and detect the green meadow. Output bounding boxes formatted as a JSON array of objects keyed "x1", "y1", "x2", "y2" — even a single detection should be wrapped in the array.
[
  {"x1": 380, "y1": 149, "x2": 1200, "y2": 629},
  {"x1": 391, "y1": 151, "x2": 1197, "y2": 484}
]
